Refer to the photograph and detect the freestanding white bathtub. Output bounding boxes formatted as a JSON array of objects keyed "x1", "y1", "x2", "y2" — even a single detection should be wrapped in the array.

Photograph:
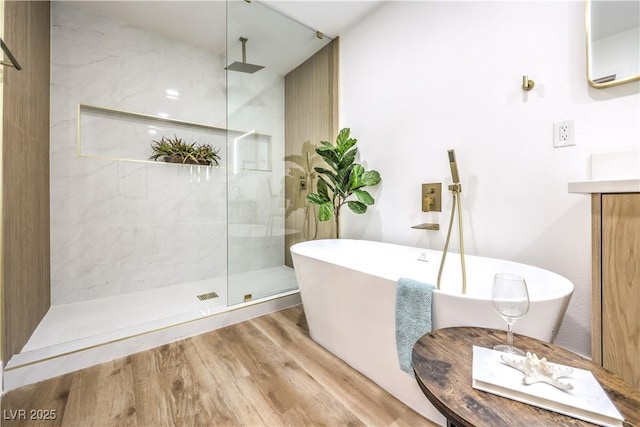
[{"x1": 290, "y1": 239, "x2": 574, "y2": 424}]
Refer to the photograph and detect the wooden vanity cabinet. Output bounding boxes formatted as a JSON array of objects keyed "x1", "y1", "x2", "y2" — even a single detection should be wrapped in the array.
[{"x1": 591, "y1": 193, "x2": 640, "y2": 390}]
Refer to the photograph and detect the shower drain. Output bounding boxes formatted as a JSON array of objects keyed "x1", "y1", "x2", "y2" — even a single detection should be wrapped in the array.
[{"x1": 196, "y1": 291, "x2": 219, "y2": 301}]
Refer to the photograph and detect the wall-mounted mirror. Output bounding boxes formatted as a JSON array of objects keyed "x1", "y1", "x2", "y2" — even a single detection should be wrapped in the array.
[{"x1": 587, "y1": 0, "x2": 640, "y2": 88}]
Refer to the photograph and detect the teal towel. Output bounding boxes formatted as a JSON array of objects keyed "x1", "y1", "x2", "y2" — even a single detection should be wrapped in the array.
[{"x1": 395, "y1": 277, "x2": 435, "y2": 375}]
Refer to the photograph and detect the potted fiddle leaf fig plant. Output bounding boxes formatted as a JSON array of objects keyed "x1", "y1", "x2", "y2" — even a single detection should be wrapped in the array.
[{"x1": 306, "y1": 128, "x2": 381, "y2": 238}]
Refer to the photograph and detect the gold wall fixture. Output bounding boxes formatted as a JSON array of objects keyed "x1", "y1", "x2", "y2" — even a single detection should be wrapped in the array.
[
  {"x1": 522, "y1": 75, "x2": 535, "y2": 91},
  {"x1": 411, "y1": 223, "x2": 440, "y2": 231},
  {"x1": 422, "y1": 183, "x2": 442, "y2": 212}
]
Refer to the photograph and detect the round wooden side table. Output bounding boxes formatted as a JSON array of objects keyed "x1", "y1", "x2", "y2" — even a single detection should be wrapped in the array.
[{"x1": 412, "y1": 327, "x2": 640, "y2": 427}]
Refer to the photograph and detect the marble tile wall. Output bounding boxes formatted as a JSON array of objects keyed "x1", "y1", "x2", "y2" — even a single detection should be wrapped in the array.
[{"x1": 51, "y1": 2, "x2": 286, "y2": 304}]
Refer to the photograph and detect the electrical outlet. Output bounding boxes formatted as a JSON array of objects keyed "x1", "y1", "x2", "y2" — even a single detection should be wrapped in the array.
[{"x1": 553, "y1": 120, "x2": 575, "y2": 147}]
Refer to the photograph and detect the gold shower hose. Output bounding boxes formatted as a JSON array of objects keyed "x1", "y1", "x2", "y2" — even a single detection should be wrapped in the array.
[{"x1": 436, "y1": 185, "x2": 467, "y2": 294}]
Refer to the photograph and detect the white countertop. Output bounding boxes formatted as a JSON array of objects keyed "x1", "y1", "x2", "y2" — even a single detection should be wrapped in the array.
[{"x1": 568, "y1": 179, "x2": 640, "y2": 194}]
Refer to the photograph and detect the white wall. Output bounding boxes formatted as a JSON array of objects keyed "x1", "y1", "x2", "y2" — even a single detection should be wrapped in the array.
[{"x1": 339, "y1": 1, "x2": 640, "y2": 357}]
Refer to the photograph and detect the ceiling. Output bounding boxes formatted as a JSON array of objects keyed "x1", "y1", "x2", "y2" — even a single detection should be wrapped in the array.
[
  {"x1": 262, "y1": 0, "x2": 385, "y2": 39},
  {"x1": 68, "y1": 0, "x2": 384, "y2": 75}
]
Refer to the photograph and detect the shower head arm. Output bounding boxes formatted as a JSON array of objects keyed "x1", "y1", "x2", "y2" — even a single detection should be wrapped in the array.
[{"x1": 239, "y1": 37, "x2": 248, "y2": 63}]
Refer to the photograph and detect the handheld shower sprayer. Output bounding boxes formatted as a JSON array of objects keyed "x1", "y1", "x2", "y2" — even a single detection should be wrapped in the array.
[
  {"x1": 448, "y1": 149, "x2": 460, "y2": 185},
  {"x1": 438, "y1": 149, "x2": 467, "y2": 294}
]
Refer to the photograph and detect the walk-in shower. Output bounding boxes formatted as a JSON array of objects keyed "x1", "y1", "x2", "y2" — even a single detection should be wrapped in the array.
[{"x1": 3, "y1": 0, "x2": 331, "y2": 385}]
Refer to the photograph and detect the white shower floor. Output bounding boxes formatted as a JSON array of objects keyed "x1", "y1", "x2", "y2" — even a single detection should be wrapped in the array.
[{"x1": 15, "y1": 266, "x2": 297, "y2": 366}]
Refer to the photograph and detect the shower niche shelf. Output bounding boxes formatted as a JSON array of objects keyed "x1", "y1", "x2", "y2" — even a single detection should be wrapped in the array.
[{"x1": 78, "y1": 104, "x2": 272, "y2": 171}]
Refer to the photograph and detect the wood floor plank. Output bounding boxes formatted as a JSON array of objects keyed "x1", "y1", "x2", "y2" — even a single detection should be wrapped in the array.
[
  {"x1": 183, "y1": 332, "x2": 273, "y2": 426},
  {"x1": 133, "y1": 340, "x2": 241, "y2": 427},
  {"x1": 189, "y1": 330, "x2": 250, "y2": 386},
  {"x1": 214, "y1": 379, "x2": 272, "y2": 426},
  {"x1": 281, "y1": 390, "x2": 366, "y2": 427},
  {"x1": 133, "y1": 340, "x2": 189, "y2": 379},
  {"x1": 390, "y1": 406, "x2": 437, "y2": 427},
  {"x1": 1, "y1": 305, "x2": 434, "y2": 426},
  {"x1": 252, "y1": 307, "x2": 432, "y2": 426},
  {"x1": 233, "y1": 376, "x2": 287, "y2": 426},
  {"x1": 0, "y1": 373, "x2": 72, "y2": 427},
  {"x1": 129, "y1": 365, "x2": 176, "y2": 427},
  {"x1": 62, "y1": 356, "x2": 137, "y2": 426},
  {"x1": 216, "y1": 320, "x2": 323, "y2": 415}
]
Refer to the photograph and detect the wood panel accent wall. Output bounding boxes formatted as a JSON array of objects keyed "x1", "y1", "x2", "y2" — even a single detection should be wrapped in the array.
[
  {"x1": 284, "y1": 39, "x2": 339, "y2": 267},
  {"x1": 592, "y1": 193, "x2": 640, "y2": 390},
  {"x1": 590, "y1": 194, "x2": 602, "y2": 366},
  {"x1": 1, "y1": 0, "x2": 51, "y2": 363}
]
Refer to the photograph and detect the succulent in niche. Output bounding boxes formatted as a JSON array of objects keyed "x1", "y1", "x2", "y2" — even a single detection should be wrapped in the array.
[{"x1": 150, "y1": 135, "x2": 220, "y2": 166}]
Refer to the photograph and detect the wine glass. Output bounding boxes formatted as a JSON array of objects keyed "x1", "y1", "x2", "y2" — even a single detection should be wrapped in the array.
[{"x1": 492, "y1": 273, "x2": 530, "y2": 355}]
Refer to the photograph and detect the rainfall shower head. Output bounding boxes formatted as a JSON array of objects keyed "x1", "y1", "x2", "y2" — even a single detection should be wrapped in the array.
[
  {"x1": 226, "y1": 37, "x2": 265, "y2": 74},
  {"x1": 448, "y1": 149, "x2": 460, "y2": 184}
]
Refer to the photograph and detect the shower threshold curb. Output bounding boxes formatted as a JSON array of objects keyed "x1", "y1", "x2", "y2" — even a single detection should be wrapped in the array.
[{"x1": 2, "y1": 291, "x2": 301, "y2": 392}]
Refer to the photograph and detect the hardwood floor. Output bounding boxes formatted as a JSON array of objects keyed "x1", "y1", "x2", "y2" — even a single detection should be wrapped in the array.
[{"x1": 1, "y1": 306, "x2": 434, "y2": 426}]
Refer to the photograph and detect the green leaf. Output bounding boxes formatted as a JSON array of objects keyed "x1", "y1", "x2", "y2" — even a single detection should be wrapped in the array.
[
  {"x1": 337, "y1": 128, "x2": 350, "y2": 140},
  {"x1": 317, "y1": 178, "x2": 330, "y2": 199},
  {"x1": 314, "y1": 168, "x2": 338, "y2": 186},
  {"x1": 316, "y1": 144, "x2": 334, "y2": 152},
  {"x1": 336, "y1": 165, "x2": 354, "y2": 197},
  {"x1": 341, "y1": 137, "x2": 357, "y2": 156},
  {"x1": 336, "y1": 128, "x2": 357, "y2": 156},
  {"x1": 337, "y1": 163, "x2": 353, "y2": 182},
  {"x1": 307, "y1": 193, "x2": 329, "y2": 205},
  {"x1": 338, "y1": 147, "x2": 357, "y2": 170},
  {"x1": 319, "y1": 177, "x2": 336, "y2": 197},
  {"x1": 360, "y1": 170, "x2": 381, "y2": 186},
  {"x1": 318, "y1": 202, "x2": 333, "y2": 221},
  {"x1": 354, "y1": 189, "x2": 374, "y2": 205},
  {"x1": 347, "y1": 200, "x2": 368, "y2": 214},
  {"x1": 349, "y1": 164, "x2": 365, "y2": 189},
  {"x1": 316, "y1": 148, "x2": 339, "y2": 168}
]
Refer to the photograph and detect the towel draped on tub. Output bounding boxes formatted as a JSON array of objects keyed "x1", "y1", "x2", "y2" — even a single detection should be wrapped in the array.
[{"x1": 395, "y1": 277, "x2": 435, "y2": 375}]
